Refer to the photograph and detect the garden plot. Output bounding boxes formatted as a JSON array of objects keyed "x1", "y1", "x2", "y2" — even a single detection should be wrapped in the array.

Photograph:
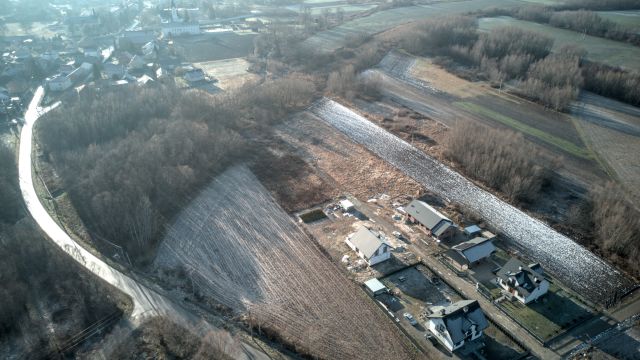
[
  {"x1": 154, "y1": 165, "x2": 416, "y2": 360},
  {"x1": 193, "y1": 58, "x2": 259, "y2": 91},
  {"x1": 310, "y1": 99, "x2": 635, "y2": 306},
  {"x1": 479, "y1": 17, "x2": 640, "y2": 72}
]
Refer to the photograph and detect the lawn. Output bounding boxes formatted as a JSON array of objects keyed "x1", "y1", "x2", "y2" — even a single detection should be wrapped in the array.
[
  {"x1": 478, "y1": 17, "x2": 640, "y2": 72},
  {"x1": 193, "y1": 58, "x2": 259, "y2": 91},
  {"x1": 498, "y1": 282, "x2": 594, "y2": 341},
  {"x1": 453, "y1": 101, "x2": 593, "y2": 159}
]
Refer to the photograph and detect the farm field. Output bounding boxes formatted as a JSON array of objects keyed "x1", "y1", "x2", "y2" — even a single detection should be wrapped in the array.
[
  {"x1": 154, "y1": 165, "x2": 417, "y2": 360},
  {"x1": 304, "y1": 0, "x2": 523, "y2": 52},
  {"x1": 193, "y1": 58, "x2": 259, "y2": 91},
  {"x1": 285, "y1": 3, "x2": 378, "y2": 14},
  {"x1": 571, "y1": 93, "x2": 640, "y2": 202},
  {"x1": 597, "y1": 10, "x2": 640, "y2": 32},
  {"x1": 479, "y1": 17, "x2": 640, "y2": 72},
  {"x1": 310, "y1": 98, "x2": 634, "y2": 305},
  {"x1": 372, "y1": 52, "x2": 606, "y2": 188},
  {"x1": 172, "y1": 32, "x2": 257, "y2": 62}
]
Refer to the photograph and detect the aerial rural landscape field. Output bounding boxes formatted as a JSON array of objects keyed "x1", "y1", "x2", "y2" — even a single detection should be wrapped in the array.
[{"x1": 1, "y1": 0, "x2": 639, "y2": 359}]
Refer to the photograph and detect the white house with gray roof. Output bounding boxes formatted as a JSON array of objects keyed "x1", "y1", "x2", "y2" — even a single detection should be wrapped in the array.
[
  {"x1": 406, "y1": 200, "x2": 455, "y2": 240},
  {"x1": 345, "y1": 227, "x2": 392, "y2": 266},
  {"x1": 427, "y1": 300, "x2": 489, "y2": 352},
  {"x1": 447, "y1": 237, "x2": 496, "y2": 270},
  {"x1": 496, "y1": 258, "x2": 549, "y2": 304}
]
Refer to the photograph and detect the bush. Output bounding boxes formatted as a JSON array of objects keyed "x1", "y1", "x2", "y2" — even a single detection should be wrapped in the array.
[{"x1": 444, "y1": 123, "x2": 553, "y2": 203}]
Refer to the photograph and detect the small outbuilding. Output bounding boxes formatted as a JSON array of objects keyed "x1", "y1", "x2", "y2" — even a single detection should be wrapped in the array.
[
  {"x1": 463, "y1": 225, "x2": 482, "y2": 237},
  {"x1": 406, "y1": 200, "x2": 455, "y2": 240},
  {"x1": 364, "y1": 278, "x2": 388, "y2": 296},
  {"x1": 345, "y1": 226, "x2": 392, "y2": 266}
]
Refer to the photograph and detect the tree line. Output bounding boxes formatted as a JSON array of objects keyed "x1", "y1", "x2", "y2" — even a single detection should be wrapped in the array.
[
  {"x1": 389, "y1": 16, "x2": 639, "y2": 110},
  {"x1": 502, "y1": 6, "x2": 640, "y2": 46},
  {"x1": 443, "y1": 122, "x2": 553, "y2": 203},
  {"x1": 38, "y1": 79, "x2": 316, "y2": 264},
  {"x1": 0, "y1": 142, "x2": 126, "y2": 357},
  {"x1": 569, "y1": 183, "x2": 640, "y2": 277}
]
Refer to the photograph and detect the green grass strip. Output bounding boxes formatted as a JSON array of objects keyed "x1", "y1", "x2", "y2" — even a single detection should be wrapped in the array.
[{"x1": 453, "y1": 101, "x2": 593, "y2": 159}]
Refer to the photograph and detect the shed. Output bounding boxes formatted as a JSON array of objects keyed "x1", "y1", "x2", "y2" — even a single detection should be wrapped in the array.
[
  {"x1": 339, "y1": 199, "x2": 355, "y2": 212},
  {"x1": 364, "y1": 278, "x2": 387, "y2": 296},
  {"x1": 463, "y1": 225, "x2": 482, "y2": 237}
]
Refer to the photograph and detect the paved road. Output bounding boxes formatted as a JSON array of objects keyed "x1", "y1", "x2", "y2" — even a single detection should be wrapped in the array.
[{"x1": 18, "y1": 87, "x2": 270, "y2": 360}]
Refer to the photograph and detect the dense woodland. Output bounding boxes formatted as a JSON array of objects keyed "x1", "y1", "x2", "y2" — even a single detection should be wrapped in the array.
[
  {"x1": 0, "y1": 143, "x2": 127, "y2": 358},
  {"x1": 38, "y1": 79, "x2": 316, "y2": 264},
  {"x1": 389, "y1": 16, "x2": 640, "y2": 109},
  {"x1": 105, "y1": 318, "x2": 235, "y2": 360}
]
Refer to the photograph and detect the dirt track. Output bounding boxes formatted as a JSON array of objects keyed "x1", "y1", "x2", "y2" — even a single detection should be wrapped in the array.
[{"x1": 310, "y1": 98, "x2": 635, "y2": 305}]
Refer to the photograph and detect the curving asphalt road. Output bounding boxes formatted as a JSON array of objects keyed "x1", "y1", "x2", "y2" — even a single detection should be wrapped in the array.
[{"x1": 18, "y1": 87, "x2": 270, "y2": 359}]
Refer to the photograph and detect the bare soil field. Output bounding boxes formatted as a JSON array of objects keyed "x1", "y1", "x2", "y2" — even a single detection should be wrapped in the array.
[
  {"x1": 154, "y1": 165, "x2": 418, "y2": 359},
  {"x1": 173, "y1": 32, "x2": 257, "y2": 63},
  {"x1": 304, "y1": 0, "x2": 523, "y2": 52},
  {"x1": 571, "y1": 94, "x2": 640, "y2": 203},
  {"x1": 310, "y1": 98, "x2": 635, "y2": 305},
  {"x1": 276, "y1": 112, "x2": 422, "y2": 201},
  {"x1": 479, "y1": 17, "x2": 640, "y2": 72},
  {"x1": 193, "y1": 58, "x2": 260, "y2": 91}
]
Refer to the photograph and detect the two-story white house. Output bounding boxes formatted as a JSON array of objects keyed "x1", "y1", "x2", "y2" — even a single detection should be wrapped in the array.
[
  {"x1": 345, "y1": 226, "x2": 392, "y2": 266},
  {"x1": 427, "y1": 300, "x2": 489, "y2": 352},
  {"x1": 496, "y1": 258, "x2": 549, "y2": 304}
]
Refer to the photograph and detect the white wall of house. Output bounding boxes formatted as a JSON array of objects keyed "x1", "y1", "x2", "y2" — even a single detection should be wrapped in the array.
[
  {"x1": 497, "y1": 277, "x2": 549, "y2": 304},
  {"x1": 367, "y1": 245, "x2": 391, "y2": 265},
  {"x1": 344, "y1": 239, "x2": 391, "y2": 266},
  {"x1": 428, "y1": 318, "x2": 483, "y2": 352}
]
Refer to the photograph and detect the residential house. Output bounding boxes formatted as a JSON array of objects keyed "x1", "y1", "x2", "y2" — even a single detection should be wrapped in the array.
[
  {"x1": 46, "y1": 74, "x2": 72, "y2": 91},
  {"x1": 427, "y1": 300, "x2": 489, "y2": 352},
  {"x1": 339, "y1": 199, "x2": 355, "y2": 212},
  {"x1": 103, "y1": 63, "x2": 125, "y2": 80},
  {"x1": 406, "y1": 200, "x2": 455, "y2": 240},
  {"x1": 496, "y1": 258, "x2": 549, "y2": 304},
  {"x1": 345, "y1": 226, "x2": 392, "y2": 266},
  {"x1": 463, "y1": 225, "x2": 482, "y2": 238},
  {"x1": 118, "y1": 30, "x2": 157, "y2": 48},
  {"x1": 447, "y1": 237, "x2": 496, "y2": 270},
  {"x1": 128, "y1": 55, "x2": 146, "y2": 71},
  {"x1": 184, "y1": 68, "x2": 205, "y2": 83}
]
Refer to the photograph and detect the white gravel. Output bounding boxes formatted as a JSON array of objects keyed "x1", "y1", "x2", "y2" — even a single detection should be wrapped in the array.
[{"x1": 311, "y1": 98, "x2": 634, "y2": 305}]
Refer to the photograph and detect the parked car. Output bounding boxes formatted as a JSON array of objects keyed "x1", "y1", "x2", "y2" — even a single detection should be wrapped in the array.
[{"x1": 403, "y1": 312, "x2": 418, "y2": 326}]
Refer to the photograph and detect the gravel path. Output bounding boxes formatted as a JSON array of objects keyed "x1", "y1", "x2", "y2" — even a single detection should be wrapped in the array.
[{"x1": 310, "y1": 98, "x2": 635, "y2": 305}]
